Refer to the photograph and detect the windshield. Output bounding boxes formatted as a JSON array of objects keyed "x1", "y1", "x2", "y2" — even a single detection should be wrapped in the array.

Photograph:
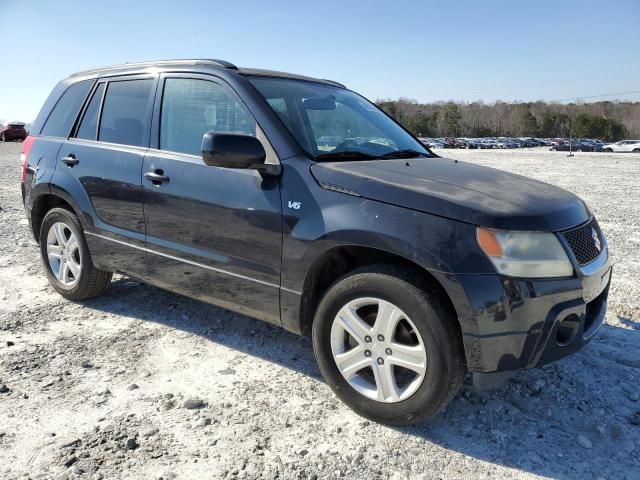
[{"x1": 247, "y1": 76, "x2": 430, "y2": 160}]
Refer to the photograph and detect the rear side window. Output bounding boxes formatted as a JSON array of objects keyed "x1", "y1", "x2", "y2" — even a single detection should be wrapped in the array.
[
  {"x1": 99, "y1": 79, "x2": 153, "y2": 147},
  {"x1": 76, "y1": 83, "x2": 105, "y2": 140},
  {"x1": 160, "y1": 78, "x2": 255, "y2": 156},
  {"x1": 40, "y1": 80, "x2": 93, "y2": 137}
]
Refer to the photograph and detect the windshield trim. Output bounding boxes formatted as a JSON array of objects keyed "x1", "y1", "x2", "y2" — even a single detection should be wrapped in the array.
[{"x1": 245, "y1": 75, "x2": 435, "y2": 162}]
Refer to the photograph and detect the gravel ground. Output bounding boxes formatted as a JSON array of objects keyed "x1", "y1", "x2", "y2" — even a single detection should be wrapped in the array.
[{"x1": 1, "y1": 142, "x2": 639, "y2": 480}]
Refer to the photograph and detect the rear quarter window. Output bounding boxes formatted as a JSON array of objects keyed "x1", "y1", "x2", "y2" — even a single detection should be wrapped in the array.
[
  {"x1": 40, "y1": 80, "x2": 93, "y2": 138},
  {"x1": 76, "y1": 83, "x2": 105, "y2": 141}
]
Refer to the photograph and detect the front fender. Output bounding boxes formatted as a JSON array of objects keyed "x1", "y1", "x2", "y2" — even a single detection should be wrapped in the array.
[
  {"x1": 278, "y1": 158, "x2": 494, "y2": 334},
  {"x1": 280, "y1": 160, "x2": 493, "y2": 293}
]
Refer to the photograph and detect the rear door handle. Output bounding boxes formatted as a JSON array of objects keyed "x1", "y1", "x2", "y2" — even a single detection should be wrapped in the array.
[
  {"x1": 144, "y1": 170, "x2": 170, "y2": 184},
  {"x1": 61, "y1": 155, "x2": 79, "y2": 166}
]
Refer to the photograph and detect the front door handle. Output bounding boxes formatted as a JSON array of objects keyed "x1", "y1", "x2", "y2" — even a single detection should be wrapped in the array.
[
  {"x1": 61, "y1": 155, "x2": 79, "y2": 166},
  {"x1": 144, "y1": 170, "x2": 170, "y2": 185}
]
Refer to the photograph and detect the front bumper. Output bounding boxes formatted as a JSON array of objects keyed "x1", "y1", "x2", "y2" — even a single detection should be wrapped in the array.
[{"x1": 453, "y1": 251, "x2": 612, "y2": 375}]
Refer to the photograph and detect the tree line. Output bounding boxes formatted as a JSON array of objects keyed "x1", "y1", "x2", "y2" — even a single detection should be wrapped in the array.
[{"x1": 375, "y1": 99, "x2": 640, "y2": 141}]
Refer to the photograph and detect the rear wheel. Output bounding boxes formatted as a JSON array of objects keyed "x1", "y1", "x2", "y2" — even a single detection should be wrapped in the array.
[
  {"x1": 39, "y1": 208, "x2": 112, "y2": 300},
  {"x1": 312, "y1": 265, "x2": 465, "y2": 425},
  {"x1": 0, "y1": 133, "x2": 5, "y2": 142},
  {"x1": 633, "y1": 148, "x2": 640, "y2": 153}
]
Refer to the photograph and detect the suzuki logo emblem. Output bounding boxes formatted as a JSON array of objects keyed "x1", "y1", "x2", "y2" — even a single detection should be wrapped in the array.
[{"x1": 592, "y1": 228, "x2": 601, "y2": 252}]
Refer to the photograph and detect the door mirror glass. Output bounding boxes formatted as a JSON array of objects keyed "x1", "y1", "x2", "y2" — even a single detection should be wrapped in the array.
[{"x1": 202, "y1": 132, "x2": 279, "y2": 175}]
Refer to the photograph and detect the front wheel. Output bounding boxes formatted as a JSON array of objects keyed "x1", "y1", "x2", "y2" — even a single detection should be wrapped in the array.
[
  {"x1": 39, "y1": 208, "x2": 112, "y2": 300},
  {"x1": 633, "y1": 148, "x2": 640, "y2": 153},
  {"x1": 312, "y1": 265, "x2": 465, "y2": 425}
]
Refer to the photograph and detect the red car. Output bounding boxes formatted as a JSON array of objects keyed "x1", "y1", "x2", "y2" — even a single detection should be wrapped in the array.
[{"x1": 0, "y1": 122, "x2": 28, "y2": 141}]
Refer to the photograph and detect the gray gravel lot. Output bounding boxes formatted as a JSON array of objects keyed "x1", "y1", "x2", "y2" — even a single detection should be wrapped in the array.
[{"x1": 1, "y1": 142, "x2": 639, "y2": 479}]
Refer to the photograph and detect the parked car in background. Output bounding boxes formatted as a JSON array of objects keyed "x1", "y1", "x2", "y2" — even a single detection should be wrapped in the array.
[
  {"x1": 0, "y1": 122, "x2": 27, "y2": 141},
  {"x1": 459, "y1": 138, "x2": 483, "y2": 149},
  {"x1": 601, "y1": 140, "x2": 640, "y2": 153},
  {"x1": 495, "y1": 138, "x2": 518, "y2": 149},
  {"x1": 578, "y1": 139, "x2": 605, "y2": 152},
  {"x1": 479, "y1": 138, "x2": 499, "y2": 148},
  {"x1": 550, "y1": 141, "x2": 596, "y2": 152},
  {"x1": 436, "y1": 138, "x2": 460, "y2": 148},
  {"x1": 419, "y1": 138, "x2": 445, "y2": 149}
]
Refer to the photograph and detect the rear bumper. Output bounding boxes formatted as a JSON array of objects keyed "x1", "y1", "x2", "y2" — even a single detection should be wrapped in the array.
[
  {"x1": 453, "y1": 252, "x2": 612, "y2": 375},
  {"x1": 2, "y1": 131, "x2": 26, "y2": 140}
]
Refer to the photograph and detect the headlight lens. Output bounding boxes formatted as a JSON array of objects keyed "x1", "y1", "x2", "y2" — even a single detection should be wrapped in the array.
[{"x1": 476, "y1": 228, "x2": 574, "y2": 278}]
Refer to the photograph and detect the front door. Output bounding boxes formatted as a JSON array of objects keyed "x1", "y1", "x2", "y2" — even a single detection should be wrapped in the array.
[{"x1": 142, "y1": 75, "x2": 282, "y2": 324}]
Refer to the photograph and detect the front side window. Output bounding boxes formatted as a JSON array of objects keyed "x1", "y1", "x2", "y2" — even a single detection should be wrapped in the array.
[
  {"x1": 76, "y1": 83, "x2": 105, "y2": 140},
  {"x1": 99, "y1": 79, "x2": 153, "y2": 147},
  {"x1": 248, "y1": 76, "x2": 430, "y2": 160},
  {"x1": 41, "y1": 80, "x2": 93, "y2": 137},
  {"x1": 160, "y1": 78, "x2": 256, "y2": 156}
]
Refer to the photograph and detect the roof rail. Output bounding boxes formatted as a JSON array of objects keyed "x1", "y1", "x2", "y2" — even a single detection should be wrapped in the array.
[{"x1": 71, "y1": 59, "x2": 238, "y2": 77}]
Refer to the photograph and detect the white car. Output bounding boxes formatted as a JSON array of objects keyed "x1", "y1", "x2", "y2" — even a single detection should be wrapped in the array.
[
  {"x1": 419, "y1": 137, "x2": 444, "y2": 148},
  {"x1": 601, "y1": 140, "x2": 640, "y2": 153}
]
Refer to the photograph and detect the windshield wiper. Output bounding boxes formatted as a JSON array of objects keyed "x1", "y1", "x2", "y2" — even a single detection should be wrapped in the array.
[
  {"x1": 378, "y1": 149, "x2": 430, "y2": 159},
  {"x1": 314, "y1": 150, "x2": 379, "y2": 161}
]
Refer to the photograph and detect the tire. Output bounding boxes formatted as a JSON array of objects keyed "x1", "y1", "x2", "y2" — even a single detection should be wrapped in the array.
[
  {"x1": 576, "y1": 149, "x2": 583, "y2": 152},
  {"x1": 0, "y1": 133, "x2": 5, "y2": 142},
  {"x1": 39, "y1": 207, "x2": 112, "y2": 300},
  {"x1": 633, "y1": 148, "x2": 640, "y2": 153},
  {"x1": 604, "y1": 148, "x2": 612, "y2": 153},
  {"x1": 312, "y1": 264, "x2": 465, "y2": 425}
]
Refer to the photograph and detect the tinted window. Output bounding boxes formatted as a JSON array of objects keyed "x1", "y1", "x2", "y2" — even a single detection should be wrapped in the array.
[
  {"x1": 160, "y1": 78, "x2": 255, "y2": 156},
  {"x1": 76, "y1": 83, "x2": 105, "y2": 140},
  {"x1": 266, "y1": 98, "x2": 292, "y2": 129},
  {"x1": 41, "y1": 80, "x2": 93, "y2": 137},
  {"x1": 99, "y1": 79, "x2": 153, "y2": 147},
  {"x1": 249, "y1": 77, "x2": 428, "y2": 159}
]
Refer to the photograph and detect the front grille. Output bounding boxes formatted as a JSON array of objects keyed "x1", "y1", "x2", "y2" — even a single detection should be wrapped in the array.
[{"x1": 561, "y1": 219, "x2": 604, "y2": 266}]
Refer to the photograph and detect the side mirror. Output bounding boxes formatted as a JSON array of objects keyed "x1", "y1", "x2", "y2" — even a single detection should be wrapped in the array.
[{"x1": 201, "y1": 132, "x2": 280, "y2": 175}]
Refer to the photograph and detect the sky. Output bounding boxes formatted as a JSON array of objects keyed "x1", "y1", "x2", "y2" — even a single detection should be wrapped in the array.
[{"x1": 1, "y1": 0, "x2": 639, "y2": 122}]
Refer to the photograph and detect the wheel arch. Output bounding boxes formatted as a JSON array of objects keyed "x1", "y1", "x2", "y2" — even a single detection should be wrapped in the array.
[
  {"x1": 30, "y1": 189, "x2": 88, "y2": 243},
  {"x1": 294, "y1": 244, "x2": 461, "y2": 339}
]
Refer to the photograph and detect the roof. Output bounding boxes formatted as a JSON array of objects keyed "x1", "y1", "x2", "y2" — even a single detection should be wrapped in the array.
[{"x1": 69, "y1": 58, "x2": 345, "y2": 88}]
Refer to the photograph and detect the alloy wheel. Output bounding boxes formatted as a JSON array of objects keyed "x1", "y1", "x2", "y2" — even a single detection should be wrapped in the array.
[
  {"x1": 46, "y1": 222, "x2": 82, "y2": 287},
  {"x1": 330, "y1": 297, "x2": 427, "y2": 403}
]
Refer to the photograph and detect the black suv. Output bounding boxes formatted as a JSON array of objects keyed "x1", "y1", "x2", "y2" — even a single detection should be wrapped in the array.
[
  {"x1": 1, "y1": 122, "x2": 28, "y2": 142},
  {"x1": 21, "y1": 59, "x2": 611, "y2": 425}
]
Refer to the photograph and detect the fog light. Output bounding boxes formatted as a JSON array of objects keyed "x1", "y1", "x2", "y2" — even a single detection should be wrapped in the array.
[{"x1": 556, "y1": 314, "x2": 580, "y2": 346}]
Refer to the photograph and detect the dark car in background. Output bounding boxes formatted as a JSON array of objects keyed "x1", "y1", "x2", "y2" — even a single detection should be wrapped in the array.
[
  {"x1": 20, "y1": 59, "x2": 611, "y2": 425},
  {"x1": 0, "y1": 122, "x2": 27, "y2": 141},
  {"x1": 550, "y1": 141, "x2": 597, "y2": 152}
]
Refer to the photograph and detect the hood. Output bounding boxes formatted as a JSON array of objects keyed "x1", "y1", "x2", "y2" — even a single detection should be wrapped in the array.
[{"x1": 310, "y1": 156, "x2": 590, "y2": 231}]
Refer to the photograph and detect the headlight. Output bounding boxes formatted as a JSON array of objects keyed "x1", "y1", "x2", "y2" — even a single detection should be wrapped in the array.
[{"x1": 476, "y1": 228, "x2": 574, "y2": 278}]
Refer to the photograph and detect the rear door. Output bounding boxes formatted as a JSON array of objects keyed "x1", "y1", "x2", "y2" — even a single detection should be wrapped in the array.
[
  {"x1": 55, "y1": 75, "x2": 157, "y2": 277},
  {"x1": 142, "y1": 74, "x2": 283, "y2": 324}
]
